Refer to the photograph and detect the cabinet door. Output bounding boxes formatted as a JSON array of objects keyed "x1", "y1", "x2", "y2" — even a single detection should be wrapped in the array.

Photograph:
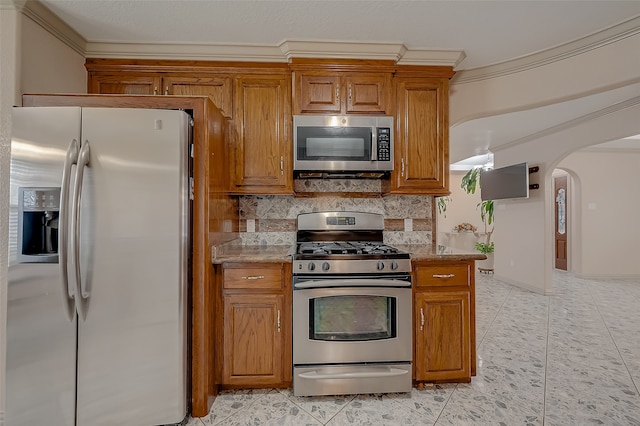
[
  {"x1": 164, "y1": 75, "x2": 233, "y2": 118},
  {"x1": 231, "y1": 75, "x2": 292, "y2": 194},
  {"x1": 294, "y1": 73, "x2": 341, "y2": 114},
  {"x1": 415, "y1": 290, "x2": 470, "y2": 381},
  {"x1": 392, "y1": 78, "x2": 449, "y2": 194},
  {"x1": 222, "y1": 293, "x2": 284, "y2": 385},
  {"x1": 344, "y1": 74, "x2": 391, "y2": 114},
  {"x1": 88, "y1": 74, "x2": 162, "y2": 95}
]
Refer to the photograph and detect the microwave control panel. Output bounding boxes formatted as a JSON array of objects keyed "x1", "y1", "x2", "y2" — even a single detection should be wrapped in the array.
[{"x1": 376, "y1": 127, "x2": 391, "y2": 161}]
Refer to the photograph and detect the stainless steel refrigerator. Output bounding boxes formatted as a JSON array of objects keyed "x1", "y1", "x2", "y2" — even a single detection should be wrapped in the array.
[{"x1": 6, "y1": 107, "x2": 190, "y2": 426}]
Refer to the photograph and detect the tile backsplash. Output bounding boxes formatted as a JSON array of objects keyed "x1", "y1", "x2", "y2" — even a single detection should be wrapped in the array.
[{"x1": 238, "y1": 191, "x2": 434, "y2": 246}]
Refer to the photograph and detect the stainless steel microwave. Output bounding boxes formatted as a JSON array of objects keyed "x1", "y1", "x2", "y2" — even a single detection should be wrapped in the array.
[{"x1": 293, "y1": 115, "x2": 393, "y2": 174}]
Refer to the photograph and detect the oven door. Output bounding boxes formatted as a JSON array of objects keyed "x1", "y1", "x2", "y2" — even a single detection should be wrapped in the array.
[{"x1": 293, "y1": 278, "x2": 412, "y2": 365}]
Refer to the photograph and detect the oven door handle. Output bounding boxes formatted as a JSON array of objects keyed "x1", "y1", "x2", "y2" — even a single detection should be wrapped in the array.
[
  {"x1": 294, "y1": 278, "x2": 411, "y2": 289},
  {"x1": 298, "y1": 368, "x2": 409, "y2": 380}
]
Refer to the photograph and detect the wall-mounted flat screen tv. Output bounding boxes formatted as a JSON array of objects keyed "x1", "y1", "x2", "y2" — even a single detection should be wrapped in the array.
[{"x1": 480, "y1": 162, "x2": 529, "y2": 201}]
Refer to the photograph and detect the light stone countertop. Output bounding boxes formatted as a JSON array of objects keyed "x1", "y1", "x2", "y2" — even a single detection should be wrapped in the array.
[
  {"x1": 394, "y1": 244, "x2": 486, "y2": 262},
  {"x1": 211, "y1": 241, "x2": 484, "y2": 264},
  {"x1": 211, "y1": 240, "x2": 294, "y2": 264}
]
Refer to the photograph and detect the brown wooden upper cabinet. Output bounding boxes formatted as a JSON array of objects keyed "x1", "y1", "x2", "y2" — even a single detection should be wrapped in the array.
[
  {"x1": 163, "y1": 76, "x2": 233, "y2": 119},
  {"x1": 229, "y1": 74, "x2": 293, "y2": 194},
  {"x1": 389, "y1": 71, "x2": 452, "y2": 195},
  {"x1": 88, "y1": 71, "x2": 233, "y2": 119},
  {"x1": 293, "y1": 71, "x2": 392, "y2": 115},
  {"x1": 86, "y1": 59, "x2": 455, "y2": 196},
  {"x1": 88, "y1": 73, "x2": 162, "y2": 96}
]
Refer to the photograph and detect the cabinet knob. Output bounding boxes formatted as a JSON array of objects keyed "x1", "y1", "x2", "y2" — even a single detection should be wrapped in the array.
[
  {"x1": 420, "y1": 308, "x2": 425, "y2": 331},
  {"x1": 336, "y1": 84, "x2": 340, "y2": 101},
  {"x1": 153, "y1": 87, "x2": 158, "y2": 95},
  {"x1": 432, "y1": 274, "x2": 455, "y2": 279},
  {"x1": 401, "y1": 159, "x2": 405, "y2": 177},
  {"x1": 277, "y1": 309, "x2": 281, "y2": 333},
  {"x1": 280, "y1": 156, "x2": 284, "y2": 176}
]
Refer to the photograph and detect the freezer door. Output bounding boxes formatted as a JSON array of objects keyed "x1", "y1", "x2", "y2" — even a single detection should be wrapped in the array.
[
  {"x1": 6, "y1": 107, "x2": 81, "y2": 426},
  {"x1": 74, "y1": 108, "x2": 189, "y2": 425}
]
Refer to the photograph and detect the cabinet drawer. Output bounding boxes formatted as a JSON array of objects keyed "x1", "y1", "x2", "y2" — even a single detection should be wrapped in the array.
[
  {"x1": 415, "y1": 264, "x2": 469, "y2": 288},
  {"x1": 223, "y1": 267, "x2": 283, "y2": 289}
]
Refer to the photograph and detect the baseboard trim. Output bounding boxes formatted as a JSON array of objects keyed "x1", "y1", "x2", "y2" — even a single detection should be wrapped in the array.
[
  {"x1": 574, "y1": 273, "x2": 640, "y2": 281},
  {"x1": 492, "y1": 273, "x2": 555, "y2": 296}
]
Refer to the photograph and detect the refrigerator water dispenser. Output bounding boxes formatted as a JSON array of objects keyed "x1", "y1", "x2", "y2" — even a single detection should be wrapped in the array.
[{"x1": 18, "y1": 187, "x2": 60, "y2": 263}]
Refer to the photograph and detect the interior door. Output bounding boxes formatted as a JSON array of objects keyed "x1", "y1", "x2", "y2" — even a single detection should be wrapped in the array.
[{"x1": 554, "y1": 175, "x2": 568, "y2": 270}]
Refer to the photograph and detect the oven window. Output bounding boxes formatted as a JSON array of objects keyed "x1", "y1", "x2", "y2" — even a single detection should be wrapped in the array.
[
  {"x1": 309, "y1": 295, "x2": 396, "y2": 341},
  {"x1": 297, "y1": 126, "x2": 372, "y2": 161}
]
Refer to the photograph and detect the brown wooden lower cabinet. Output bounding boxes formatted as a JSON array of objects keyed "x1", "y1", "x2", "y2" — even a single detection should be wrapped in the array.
[
  {"x1": 413, "y1": 260, "x2": 476, "y2": 383},
  {"x1": 215, "y1": 259, "x2": 476, "y2": 392},
  {"x1": 414, "y1": 290, "x2": 470, "y2": 381},
  {"x1": 222, "y1": 293, "x2": 284, "y2": 385},
  {"x1": 217, "y1": 262, "x2": 292, "y2": 388}
]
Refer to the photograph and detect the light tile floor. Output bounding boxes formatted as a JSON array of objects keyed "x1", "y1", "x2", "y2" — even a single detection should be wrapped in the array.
[{"x1": 187, "y1": 271, "x2": 640, "y2": 425}]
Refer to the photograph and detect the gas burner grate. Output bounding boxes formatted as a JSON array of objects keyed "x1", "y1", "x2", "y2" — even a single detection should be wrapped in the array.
[{"x1": 297, "y1": 241, "x2": 402, "y2": 256}]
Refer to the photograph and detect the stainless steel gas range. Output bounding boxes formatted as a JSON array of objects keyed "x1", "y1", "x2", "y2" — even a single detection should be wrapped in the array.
[{"x1": 292, "y1": 211, "x2": 413, "y2": 397}]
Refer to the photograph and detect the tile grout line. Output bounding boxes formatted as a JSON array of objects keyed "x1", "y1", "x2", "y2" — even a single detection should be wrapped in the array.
[
  {"x1": 476, "y1": 279, "x2": 514, "y2": 348},
  {"x1": 208, "y1": 389, "x2": 275, "y2": 426},
  {"x1": 432, "y1": 276, "x2": 513, "y2": 425},
  {"x1": 290, "y1": 392, "x2": 358, "y2": 425},
  {"x1": 542, "y1": 286, "x2": 552, "y2": 426},
  {"x1": 432, "y1": 384, "x2": 459, "y2": 425},
  {"x1": 585, "y1": 280, "x2": 640, "y2": 398}
]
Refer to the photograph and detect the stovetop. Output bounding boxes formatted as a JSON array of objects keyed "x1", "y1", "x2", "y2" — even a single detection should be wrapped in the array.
[
  {"x1": 297, "y1": 241, "x2": 406, "y2": 256},
  {"x1": 293, "y1": 211, "x2": 412, "y2": 274}
]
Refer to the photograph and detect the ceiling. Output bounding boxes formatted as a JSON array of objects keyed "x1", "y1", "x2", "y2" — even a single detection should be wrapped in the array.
[{"x1": 34, "y1": 0, "x2": 640, "y2": 165}]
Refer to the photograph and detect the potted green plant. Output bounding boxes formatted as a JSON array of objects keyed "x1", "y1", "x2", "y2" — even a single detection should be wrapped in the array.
[
  {"x1": 436, "y1": 196, "x2": 451, "y2": 217},
  {"x1": 461, "y1": 167, "x2": 495, "y2": 270}
]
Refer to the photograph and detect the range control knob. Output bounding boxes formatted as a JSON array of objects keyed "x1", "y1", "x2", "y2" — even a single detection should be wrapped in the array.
[
  {"x1": 377, "y1": 261, "x2": 385, "y2": 270},
  {"x1": 391, "y1": 261, "x2": 398, "y2": 270},
  {"x1": 307, "y1": 262, "x2": 316, "y2": 271},
  {"x1": 322, "y1": 262, "x2": 331, "y2": 271}
]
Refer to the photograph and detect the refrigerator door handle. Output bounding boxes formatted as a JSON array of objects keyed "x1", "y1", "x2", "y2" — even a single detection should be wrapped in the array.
[
  {"x1": 59, "y1": 138, "x2": 80, "y2": 322},
  {"x1": 71, "y1": 139, "x2": 91, "y2": 321}
]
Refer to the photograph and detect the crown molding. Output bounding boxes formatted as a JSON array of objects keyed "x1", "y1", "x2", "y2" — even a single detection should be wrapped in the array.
[
  {"x1": 279, "y1": 40, "x2": 406, "y2": 62},
  {"x1": 84, "y1": 40, "x2": 464, "y2": 67},
  {"x1": 397, "y1": 49, "x2": 466, "y2": 68},
  {"x1": 14, "y1": 0, "x2": 639, "y2": 76},
  {"x1": 84, "y1": 42, "x2": 288, "y2": 62},
  {"x1": 492, "y1": 96, "x2": 640, "y2": 153},
  {"x1": 453, "y1": 15, "x2": 640, "y2": 84},
  {"x1": 581, "y1": 146, "x2": 640, "y2": 153}
]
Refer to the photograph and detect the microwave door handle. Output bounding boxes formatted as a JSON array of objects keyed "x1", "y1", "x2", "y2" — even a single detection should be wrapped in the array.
[{"x1": 370, "y1": 127, "x2": 377, "y2": 161}]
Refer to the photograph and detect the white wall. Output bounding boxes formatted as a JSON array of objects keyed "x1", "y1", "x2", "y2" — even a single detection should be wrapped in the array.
[
  {"x1": 0, "y1": 8, "x2": 86, "y2": 423},
  {"x1": 20, "y1": 14, "x2": 86, "y2": 94},
  {"x1": 489, "y1": 101, "x2": 640, "y2": 294},
  {"x1": 436, "y1": 171, "x2": 486, "y2": 251},
  {"x1": 558, "y1": 149, "x2": 640, "y2": 278},
  {"x1": 450, "y1": 30, "x2": 640, "y2": 126},
  {"x1": 437, "y1": 171, "x2": 484, "y2": 233}
]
